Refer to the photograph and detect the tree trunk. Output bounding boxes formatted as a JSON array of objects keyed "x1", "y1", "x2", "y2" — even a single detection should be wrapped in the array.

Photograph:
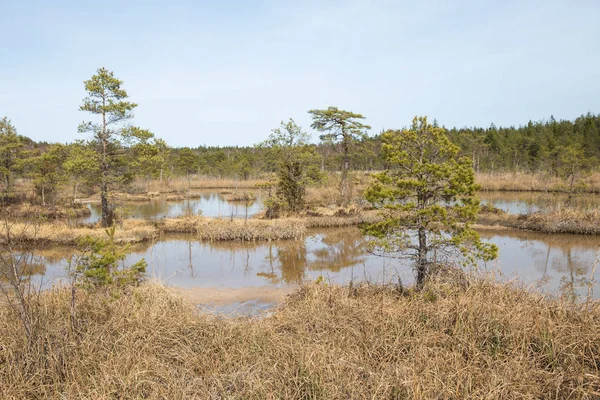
[
  {"x1": 3, "y1": 175, "x2": 9, "y2": 205},
  {"x1": 340, "y1": 134, "x2": 350, "y2": 204},
  {"x1": 100, "y1": 181, "x2": 113, "y2": 227},
  {"x1": 73, "y1": 182, "x2": 79, "y2": 204},
  {"x1": 569, "y1": 172, "x2": 575, "y2": 194},
  {"x1": 416, "y1": 227, "x2": 428, "y2": 289},
  {"x1": 41, "y1": 186, "x2": 45, "y2": 206},
  {"x1": 100, "y1": 101, "x2": 113, "y2": 227}
]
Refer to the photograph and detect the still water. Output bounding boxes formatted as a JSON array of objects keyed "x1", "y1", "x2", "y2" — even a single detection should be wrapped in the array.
[
  {"x1": 479, "y1": 191, "x2": 600, "y2": 214},
  {"x1": 81, "y1": 190, "x2": 264, "y2": 223},
  {"x1": 29, "y1": 227, "x2": 600, "y2": 300},
  {"x1": 8, "y1": 190, "x2": 598, "y2": 310},
  {"x1": 79, "y1": 191, "x2": 600, "y2": 224}
]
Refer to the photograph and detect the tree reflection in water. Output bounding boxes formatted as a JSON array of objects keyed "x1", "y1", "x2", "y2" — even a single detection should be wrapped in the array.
[
  {"x1": 478, "y1": 229, "x2": 598, "y2": 299},
  {"x1": 84, "y1": 191, "x2": 264, "y2": 223},
  {"x1": 307, "y1": 229, "x2": 367, "y2": 273},
  {"x1": 258, "y1": 228, "x2": 371, "y2": 284},
  {"x1": 9, "y1": 227, "x2": 600, "y2": 299}
]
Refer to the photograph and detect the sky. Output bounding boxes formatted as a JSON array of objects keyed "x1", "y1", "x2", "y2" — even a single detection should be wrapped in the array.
[{"x1": 1, "y1": 0, "x2": 599, "y2": 147}]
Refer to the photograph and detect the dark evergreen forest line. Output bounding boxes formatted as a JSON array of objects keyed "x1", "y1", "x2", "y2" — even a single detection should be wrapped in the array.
[{"x1": 1, "y1": 112, "x2": 598, "y2": 204}]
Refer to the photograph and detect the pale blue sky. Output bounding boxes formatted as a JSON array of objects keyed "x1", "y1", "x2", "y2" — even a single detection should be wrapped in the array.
[{"x1": 1, "y1": 0, "x2": 599, "y2": 147}]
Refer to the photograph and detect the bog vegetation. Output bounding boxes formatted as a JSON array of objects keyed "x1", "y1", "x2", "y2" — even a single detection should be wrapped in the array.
[
  {"x1": 1, "y1": 68, "x2": 599, "y2": 215},
  {"x1": 1, "y1": 278, "x2": 599, "y2": 399},
  {"x1": 1, "y1": 67, "x2": 600, "y2": 398}
]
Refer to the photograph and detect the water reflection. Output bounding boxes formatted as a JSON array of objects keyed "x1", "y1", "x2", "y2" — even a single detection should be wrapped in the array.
[
  {"x1": 82, "y1": 190, "x2": 264, "y2": 223},
  {"x1": 18, "y1": 227, "x2": 600, "y2": 300},
  {"x1": 479, "y1": 191, "x2": 600, "y2": 214},
  {"x1": 0, "y1": 251, "x2": 47, "y2": 288},
  {"x1": 78, "y1": 190, "x2": 599, "y2": 224},
  {"x1": 478, "y1": 229, "x2": 599, "y2": 298}
]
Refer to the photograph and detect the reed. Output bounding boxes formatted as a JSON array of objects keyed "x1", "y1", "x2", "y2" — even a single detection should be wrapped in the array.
[
  {"x1": 159, "y1": 215, "x2": 306, "y2": 241},
  {"x1": 305, "y1": 210, "x2": 381, "y2": 228},
  {"x1": 514, "y1": 207, "x2": 600, "y2": 235},
  {"x1": 476, "y1": 171, "x2": 600, "y2": 193},
  {"x1": 0, "y1": 219, "x2": 157, "y2": 245},
  {"x1": 305, "y1": 183, "x2": 368, "y2": 206},
  {"x1": 114, "y1": 193, "x2": 153, "y2": 202},
  {"x1": 477, "y1": 205, "x2": 600, "y2": 235},
  {"x1": 0, "y1": 212, "x2": 379, "y2": 246},
  {"x1": 223, "y1": 191, "x2": 257, "y2": 202},
  {"x1": 1, "y1": 278, "x2": 598, "y2": 399},
  {"x1": 1, "y1": 203, "x2": 91, "y2": 219},
  {"x1": 130, "y1": 176, "x2": 271, "y2": 193}
]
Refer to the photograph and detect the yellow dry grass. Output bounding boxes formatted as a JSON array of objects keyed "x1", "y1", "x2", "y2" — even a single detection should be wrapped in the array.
[
  {"x1": 1, "y1": 279, "x2": 598, "y2": 399},
  {"x1": 514, "y1": 207, "x2": 600, "y2": 235},
  {"x1": 0, "y1": 210, "x2": 382, "y2": 245},
  {"x1": 223, "y1": 191, "x2": 257, "y2": 202},
  {"x1": 305, "y1": 182, "x2": 369, "y2": 206},
  {"x1": 0, "y1": 219, "x2": 157, "y2": 245},
  {"x1": 1, "y1": 203, "x2": 91, "y2": 219},
  {"x1": 304, "y1": 208, "x2": 381, "y2": 228},
  {"x1": 130, "y1": 176, "x2": 271, "y2": 194},
  {"x1": 477, "y1": 205, "x2": 600, "y2": 235},
  {"x1": 159, "y1": 215, "x2": 306, "y2": 241},
  {"x1": 476, "y1": 171, "x2": 600, "y2": 193}
]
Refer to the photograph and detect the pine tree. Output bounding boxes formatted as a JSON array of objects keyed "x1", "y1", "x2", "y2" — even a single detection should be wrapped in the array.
[
  {"x1": 363, "y1": 116, "x2": 498, "y2": 288},
  {"x1": 0, "y1": 117, "x2": 25, "y2": 202},
  {"x1": 308, "y1": 107, "x2": 370, "y2": 204},
  {"x1": 261, "y1": 119, "x2": 314, "y2": 213},
  {"x1": 79, "y1": 68, "x2": 158, "y2": 226}
]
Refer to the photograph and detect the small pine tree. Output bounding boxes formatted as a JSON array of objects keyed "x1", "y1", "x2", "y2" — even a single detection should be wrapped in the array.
[
  {"x1": 363, "y1": 116, "x2": 498, "y2": 288},
  {"x1": 308, "y1": 107, "x2": 370, "y2": 204},
  {"x1": 276, "y1": 160, "x2": 306, "y2": 213},
  {"x1": 74, "y1": 226, "x2": 147, "y2": 288}
]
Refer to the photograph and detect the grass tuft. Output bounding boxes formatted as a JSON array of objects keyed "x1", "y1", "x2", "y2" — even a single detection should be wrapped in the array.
[
  {"x1": 1, "y1": 279, "x2": 598, "y2": 398},
  {"x1": 159, "y1": 215, "x2": 306, "y2": 241},
  {"x1": 476, "y1": 171, "x2": 600, "y2": 193}
]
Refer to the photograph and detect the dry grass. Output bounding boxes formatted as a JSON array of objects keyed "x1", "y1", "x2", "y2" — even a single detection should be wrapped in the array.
[
  {"x1": 0, "y1": 203, "x2": 91, "y2": 219},
  {"x1": 513, "y1": 207, "x2": 600, "y2": 235},
  {"x1": 305, "y1": 183, "x2": 369, "y2": 206},
  {"x1": 159, "y1": 209, "x2": 381, "y2": 241},
  {"x1": 306, "y1": 185, "x2": 343, "y2": 206},
  {"x1": 159, "y1": 216, "x2": 306, "y2": 241},
  {"x1": 83, "y1": 192, "x2": 155, "y2": 202},
  {"x1": 1, "y1": 279, "x2": 598, "y2": 399},
  {"x1": 115, "y1": 193, "x2": 153, "y2": 202},
  {"x1": 304, "y1": 208, "x2": 381, "y2": 228},
  {"x1": 477, "y1": 205, "x2": 600, "y2": 235},
  {"x1": 130, "y1": 176, "x2": 271, "y2": 194},
  {"x1": 0, "y1": 210, "x2": 379, "y2": 245},
  {"x1": 476, "y1": 171, "x2": 600, "y2": 193},
  {"x1": 223, "y1": 192, "x2": 257, "y2": 202},
  {"x1": 166, "y1": 194, "x2": 185, "y2": 202},
  {"x1": 0, "y1": 219, "x2": 157, "y2": 245},
  {"x1": 166, "y1": 193, "x2": 204, "y2": 200}
]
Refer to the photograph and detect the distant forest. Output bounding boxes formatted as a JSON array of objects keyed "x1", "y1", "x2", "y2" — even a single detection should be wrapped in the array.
[
  {"x1": 2, "y1": 112, "x2": 599, "y2": 189},
  {"x1": 170, "y1": 112, "x2": 600, "y2": 179}
]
